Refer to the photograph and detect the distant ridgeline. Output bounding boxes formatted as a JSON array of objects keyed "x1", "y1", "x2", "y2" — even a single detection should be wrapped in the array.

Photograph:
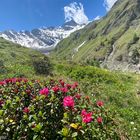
[{"x1": 0, "y1": 20, "x2": 86, "y2": 51}]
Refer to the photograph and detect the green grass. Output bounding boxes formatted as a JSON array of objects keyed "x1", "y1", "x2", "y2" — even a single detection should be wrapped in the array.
[
  {"x1": 0, "y1": 37, "x2": 140, "y2": 138},
  {"x1": 52, "y1": 0, "x2": 140, "y2": 67},
  {"x1": 0, "y1": 38, "x2": 51, "y2": 80},
  {"x1": 52, "y1": 60, "x2": 140, "y2": 139}
]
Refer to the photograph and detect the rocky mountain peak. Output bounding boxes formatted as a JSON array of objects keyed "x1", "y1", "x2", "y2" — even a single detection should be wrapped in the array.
[{"x1": 0, "y1": 20, "x2": 85, "y2": 50}]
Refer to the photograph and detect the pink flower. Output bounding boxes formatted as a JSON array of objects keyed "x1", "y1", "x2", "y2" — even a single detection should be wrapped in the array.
[
  {"x1": 59, "y1": 79, "x2": 65, "y2": 87},
  {"x1": 39, "y1": 88, "x2": 49, "y2": 96},
  {"x1": 97, "y1": 101, "x2": 104, "y2": 107},
  {"x1": 97, "y1": 117, "x2": 103, "y2": 124},
  {"x1": 23, "y1": 107, "x2": 30, "y2": 113},
  {"x1": 52, "y1": 86, "x2": 59, "y2": 93},
  {"x1": 82, "y1": 113, "x2": 93, "y2": 123},
  {"x1": 0, "y1": 100, "x2": 4, "y2": 107},
  {"x1": 4, "y1": 79, "x2": 12, "y2": 84},
  {"x1": 1, "y1": 78, "x2": 28, "y2": 85},
  {"x1": 0, "y1": 81, "x2": 5, "y2": 86},
  {"x1": 74, "y1": 82, "x2": 78, "y2": 87},
  {"x1": 11, "y1": 78, "x2": 17, "y2": 83},
  {"x1": 81, "y1": 109, "x2": 93, "y2": 123},
  {"x1": 81, "y1": 109, "x2": 87, "y2": 116},
  {"x1": 75, "y1": 94, "x2": 81, "y2": 99},
  {"x1": 60, "y1": 87, "x2": 68, "y2": 93},
  {"x1": 26, "y1": 89, "x2": 31, "y2": 94},
  {"x1": 71, "y1": 82, "x2": 78, "y2": 89},
  {"x1": 63, "y1": 96, "x2": 74, "y2": 108},
  {"x1": 23, "y1": 78, "x2": 28, "y2": 83},
  {"x1": 66, "y1": 84, "x2": 71, "y2": 89}
]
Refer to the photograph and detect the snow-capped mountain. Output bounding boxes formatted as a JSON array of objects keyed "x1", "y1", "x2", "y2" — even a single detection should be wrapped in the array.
[{"x1": 0, "y1": 20, "x2": 86, "y2": 50}]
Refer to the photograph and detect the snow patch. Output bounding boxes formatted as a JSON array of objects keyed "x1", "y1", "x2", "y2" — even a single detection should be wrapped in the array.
[{"x1": 72, "y1": 41, "x2": 86, "y2": 59}]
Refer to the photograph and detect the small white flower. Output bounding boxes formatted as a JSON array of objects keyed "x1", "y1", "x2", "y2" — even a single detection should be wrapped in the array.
[
  {"x1": 134, "y1": 128, "x2": 137, "y2": 131},
  {"x1": 130, "y1": 122, "x2": 134, "y2": 125}
]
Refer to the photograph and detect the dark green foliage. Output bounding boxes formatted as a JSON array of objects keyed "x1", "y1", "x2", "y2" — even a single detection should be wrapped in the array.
[
  {"x1": 0, "y1": 37, "x2": 54, "y2": 79},
  {"x1": 132, "y1": 34, "x2": 139, "y2": 44},
  {"x1": 131, "y1": 49, "x2": 140, "y2": 64},
  {"x1": 0, "y1": 60, "x2": 7, "y2": 74},
  {"x1": 0, "y1": 60, "x2": 4, "y2": 67},
  {"x1": 116, "y1": 55, "x2": 123, "y2": 61},
  {"x1": 85, "y1": 59, "x2": 100, "y2": 67},
  {"x1": 10, "y1": 52, "x2": 16, "y2": 58},
  {"x1": 73, "y1": 32, "x2": 80, "y2": 40},
  {"x1": 32, "y1": 56, "x2": 52, "y2": 75},
  {"x1": 128, "y1": 34, "x2": 139, "y2": 49}
]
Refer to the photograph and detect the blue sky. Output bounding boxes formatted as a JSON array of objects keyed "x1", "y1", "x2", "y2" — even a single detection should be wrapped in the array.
[{"x1": 0, "y1": 0, "x2": 117, "y2": 31}]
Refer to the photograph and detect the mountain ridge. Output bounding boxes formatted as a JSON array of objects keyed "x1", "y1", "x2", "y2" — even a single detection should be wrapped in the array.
[{"x1": 0, "y1": 20, "x2": 86, "y2": 50}]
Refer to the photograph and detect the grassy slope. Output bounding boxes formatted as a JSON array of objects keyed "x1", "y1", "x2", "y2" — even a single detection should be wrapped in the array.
[
  {"x1": 52, "y1": 60, "x2": 140, "y2": 138},
  {"x1": 52, "y1": 0, "x2": 140, "y2": 64},
  {"x1": 1, "y1": 36, "x2": 139, "y2": 125},
  {"x1": 0, "y1": 38, "x2": 48, "y2": 80},
  {"x1": 0, "y1": 37, "x2": 140, "y2": 138}
]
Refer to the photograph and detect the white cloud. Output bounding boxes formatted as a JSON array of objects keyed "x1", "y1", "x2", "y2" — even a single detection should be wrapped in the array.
[
  {"x1": 94, "y1": 16, "x2": 101, "y2": 21},
  {"x1": 104, "y1": 0, "x2": 118, "y2": 11},
  {"x1": 64, "y1": 2, "x2": 88, "y2": 25}
]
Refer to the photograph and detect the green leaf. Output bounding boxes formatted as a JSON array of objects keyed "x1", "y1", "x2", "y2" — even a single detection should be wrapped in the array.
[
  {"x1": 23, "y1": 114, "x2": 28, "y2": 120},
  {"x1": 33, "y1": 114, "x2": 38, "y2": 121},
  {"x1": 0, "y1": 119, "x2": 4, "y2": 124},
  {"x1": 33, "y1": 123, "x2": 42, "y2": 132},
  {"x1": 33, "y1": 135, "x2": 38, "y2": 140},
  {"x1": 0, "y1": 110, "x2": 3, "y2": 115},
  {"x1": 38, "y1": 111, "x2": 43, "y2": 117},
  {"x1": 64, "y1": 113, "x2": 68, "y2": 118},
  {"x1": 62, "y1": 127, "x2": 69, "y2": 137},
  {"x1": 15, "y1": 96, "x2": 20, "y2": 102},
  {"x1": 6, "y1": 100, "x2": 11, "y2": 104}
]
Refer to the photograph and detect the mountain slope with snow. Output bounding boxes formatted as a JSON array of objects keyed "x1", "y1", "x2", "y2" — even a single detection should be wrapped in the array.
[
  {"x1": 0, "y1": 20, "x2": 86, "y2": 50},
  {"x1": 53, "y1": 0, "x2": 140, "y2": 72}
]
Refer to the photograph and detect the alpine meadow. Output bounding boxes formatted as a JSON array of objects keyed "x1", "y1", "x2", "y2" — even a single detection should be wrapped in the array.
[{"x1": 0, "y1": 0, "x2": 140, "y2": 139}]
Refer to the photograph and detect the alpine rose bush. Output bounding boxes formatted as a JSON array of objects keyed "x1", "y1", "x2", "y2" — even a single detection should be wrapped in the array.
[
  {"x1": 0, "y1": 78, "x2": 121, "y2": 139},
  {"x1": 63, "y1": 96, "x2": 74, "y2": 108},
  {"x1": 39, "y1": 88, "x2": 49, "y2": 96}
]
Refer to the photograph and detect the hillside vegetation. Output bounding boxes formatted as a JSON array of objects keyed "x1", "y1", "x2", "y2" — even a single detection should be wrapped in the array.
[
  {"x1": 53, "y1": 61, "x2": 140, "y2": 138},
  {"x1": 1, "y1": 0, "x2": 140, "y2": 137},
  {"x1": 0, "y1": 37, "x2": 52, "y2": 80},
  {"x1": 53, "y1": 0, "x2": 140, "y2": 72},
  {"x1": 0, "y1": 37, "x2": 140, "y2": 138}
]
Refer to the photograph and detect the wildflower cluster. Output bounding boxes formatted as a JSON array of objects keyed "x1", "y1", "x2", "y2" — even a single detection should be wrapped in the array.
[{"x1": 0, "y1": 78, "x2": 120, "y2": 139}]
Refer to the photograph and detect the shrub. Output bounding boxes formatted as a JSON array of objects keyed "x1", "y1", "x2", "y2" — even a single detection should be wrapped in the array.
[
  {"x1": 0, "y1": 78, "x2": 122, "y2": 139},
  {"x1": 85, "y1": 59, "x2": 100, "y2": 67},
  {"x1": 0, "y1": 60, "x2": 7, "y2": 74},
  {"x1": 128, "y1": 34, "x2": 139, "y2": 49},
  {"x1": 32, "y1": 56, "x2": 52, "y2": 75}
]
